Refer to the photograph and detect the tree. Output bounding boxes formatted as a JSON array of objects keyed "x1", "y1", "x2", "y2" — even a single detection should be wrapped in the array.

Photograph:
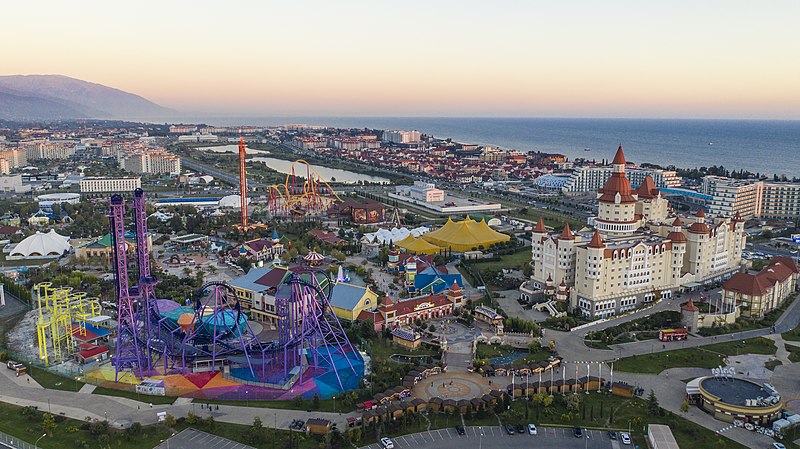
[
  {"x1": 42, "y1": 413, "x2": 57, "y2": 437},
  {"x1": 312, "y1": 393, "x2": 320, "y2": 410},
  {"x1": 680, "y1": 399, "x2": 689, "y2": 413},
  {"x1": 646, "y1": 389, "x2": 661, "y2": 416},
  {"x1": 164, "y1": 414, "x2": 176, "y2": 427},
  {"x1": 566, "y1": 394, "x2": 581, "y2": 413}
]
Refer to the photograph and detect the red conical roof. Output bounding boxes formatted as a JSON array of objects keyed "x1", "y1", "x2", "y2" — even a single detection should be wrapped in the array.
[
  {"x1": 587, "y1": 230, "x2": 605, "y2": 248},
  {"x1": 672, "y1": 217, "x2": 682, "y2": 227},
  {"x1": 449, "y1": 280, "x2": 461, "y2": 291},
  {"x1": 634, "y1": 175, "x2": 659, "y2": 199},
  {"x1": 534, "y1": 217, "x2": 546, "y2": 233},
  {"x1": 696, "y1": 208, "x2": 705, "y2": 218},
  {"x1": 558, "y1": 222, "x2": 574, "y2": 240},
  {"x1": 546, "y1": 273, "x2": 553, "y2": 282},
  {"x1": 559, "y1": 278, "x2": 567, "y2": 287},
  {"x1": 668, "y1": 229, "x2": 687, "y2": 243},
  {"x1": 612, "y1": 145, "x2": 626, "y2": 165}
]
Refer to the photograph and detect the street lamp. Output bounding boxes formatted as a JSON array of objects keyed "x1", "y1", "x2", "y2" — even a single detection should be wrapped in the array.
[
  {"x1": 333, "y1": 396, "x2": 336, "y2": 414},
  {"x1": 35, "y1": 433, "x2": 46, "y2": 449},
  {"x1": 478, "y1": 426, "x2": 484, "y2": 449}
]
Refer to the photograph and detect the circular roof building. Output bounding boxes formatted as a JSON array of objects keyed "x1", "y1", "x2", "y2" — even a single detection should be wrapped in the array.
[
  {"x1": 688, "y1": 376, "x2": 783, "y2": 426},
  {"x1": 10, "y1": 229, "x2": 71, "y2": 259}
]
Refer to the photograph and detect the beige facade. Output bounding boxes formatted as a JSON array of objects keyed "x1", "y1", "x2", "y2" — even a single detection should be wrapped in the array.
[
  {"x1": 121, "y1": 150, "x2": 181, "y2": 175},
  {"x1": 722, "y1": 257, "x2": 798, "y2": 318},
  {"x1": 527, "y1": 147, "x2": 746, "y2": 319},
  {"x1": 701, "y1": 176, "x2": 800, "y2": 219},
  {"x1": 760, "y1": 182, "x2": 800, "y2": 219}
]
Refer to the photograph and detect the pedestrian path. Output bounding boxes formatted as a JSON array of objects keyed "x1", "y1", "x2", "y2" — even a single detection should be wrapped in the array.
[{"x1": 78, "y1": 383, "x2": 96, "y2": 394}]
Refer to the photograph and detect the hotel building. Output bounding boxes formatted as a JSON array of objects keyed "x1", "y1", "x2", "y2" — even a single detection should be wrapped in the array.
[{"x1": 526, "y1": 147, "x2": 746, "y2": 319}]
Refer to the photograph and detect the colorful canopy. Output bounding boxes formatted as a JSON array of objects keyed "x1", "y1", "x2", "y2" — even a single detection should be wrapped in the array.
[
  {"x1": 422, "y1": 216, "x2": 510, "y2": 252},
  {"x1": 396, "y1": 234, "x2": 441, "y2": 255}
]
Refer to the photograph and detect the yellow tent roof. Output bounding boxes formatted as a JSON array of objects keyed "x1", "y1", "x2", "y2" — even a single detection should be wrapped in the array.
[
  {"x1": 422, "y1": 216, "x2": 510, "y2": 252},
  {"x1": 396, "y1": 234, "x2": 441, "y2": 255}
]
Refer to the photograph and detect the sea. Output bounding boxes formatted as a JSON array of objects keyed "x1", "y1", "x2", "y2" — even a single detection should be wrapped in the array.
[{"x1": 160, "y1": 116, "x2": 800, "y2": 177}]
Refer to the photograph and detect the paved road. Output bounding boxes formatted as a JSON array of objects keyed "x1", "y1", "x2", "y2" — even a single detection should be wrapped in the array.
[
  {"x1": 181, "y1": 158, "x2": 266, "y2": 189},
  {"x1": 359, "y1": 426, "x2": 616, "y2": 449}
]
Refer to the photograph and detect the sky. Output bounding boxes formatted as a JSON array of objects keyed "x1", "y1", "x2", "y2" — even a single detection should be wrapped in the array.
[{"x1": 3, "y1": 0, "x2": 800, "y2": 119}]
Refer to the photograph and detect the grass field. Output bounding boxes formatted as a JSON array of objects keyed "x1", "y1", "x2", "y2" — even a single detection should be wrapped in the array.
[
  {"x1": 26, "y1": 366, "x2": 85, "y2": 392},
  {"x1": 92, "y1": 386, "x2": 176, "y2": 405},
  {"x1": 0, "y1": 401, "x2": 171, "y2": 449},
  {"x1": 614, "y1": 337, "x2": 776, "y2": 374}
]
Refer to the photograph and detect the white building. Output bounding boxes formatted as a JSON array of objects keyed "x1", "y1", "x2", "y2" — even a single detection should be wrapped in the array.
[
  {"x1": 177, "y1": 134, "x2": 219, "y2": 143},
  {"x1": 0, "y1": 174, "x2": 28, "y2": 193},
  {"x1": 21, "y1": 139, "x2": 77, "y2": 160},
  {"x1": 561, "y1": 165, "x2": 681, "y2": 194},
  {"x1": 701, "y1": 176, "x2": 800, "y2": 219},
  {"x1": 394, "y1": 181, "x2": 445, "y2": 202},
  {"x1": 383, "y1": 130, "x2": 421, "y2": 144},
  {"x1": 36, "y1": 193, "x2": 81, "y2": 212},
  {"x1": 80, "y1": 177, "x2": 141, "y2": 193}
]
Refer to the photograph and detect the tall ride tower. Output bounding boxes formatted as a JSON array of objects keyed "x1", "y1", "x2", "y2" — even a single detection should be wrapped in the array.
[{"x1": 238, "y1": 137, "x2": 249, "y2": 229}]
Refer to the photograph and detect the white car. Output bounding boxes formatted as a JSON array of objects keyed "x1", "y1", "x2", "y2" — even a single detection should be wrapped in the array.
[
  {"x1": 772, "y1": 443, "x2": 786, "y2": 449},
  {"x1": 528, "y1": 424, "x2": 537, "y2": 435},
  {"x1": 380, "y1": 437, "x2": 395, "y2": 449},
  {"x1": 620, "y1": 432, "x2": 631, "y2": 445}
]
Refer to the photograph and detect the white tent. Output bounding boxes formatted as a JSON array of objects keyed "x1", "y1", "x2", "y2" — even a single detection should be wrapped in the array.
[
  {"x1": 363, "y1": 226, "x2": 428, "y2": 245},
  {"x1": 10, "y1": 229, "x2": 71, "y2": 258}
]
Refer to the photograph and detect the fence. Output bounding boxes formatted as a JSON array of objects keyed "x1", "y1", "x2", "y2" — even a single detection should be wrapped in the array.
[{"x1": 0, "y1": 429, "x2": 36, "y2": 449}]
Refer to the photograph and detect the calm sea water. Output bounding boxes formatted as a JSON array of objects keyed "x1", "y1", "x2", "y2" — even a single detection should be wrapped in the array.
[{"x1": 172, "y1": 117, "x2": 800, "y2": 177}]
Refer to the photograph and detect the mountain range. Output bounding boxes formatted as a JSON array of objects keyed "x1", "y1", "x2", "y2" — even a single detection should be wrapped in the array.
[{"x1": 0, "y1": 74, "x2": 173, "y2": 121}]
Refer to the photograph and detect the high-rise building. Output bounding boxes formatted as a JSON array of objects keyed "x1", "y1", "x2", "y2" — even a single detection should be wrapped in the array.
[
  {"x1": 120, "y1": 150, "x2": 181, "y2": 175},
  {"x1": 21, "y1": 139, "x2": 76, "y2": 160},
  {"x1": 0, "y1": 149, "x2": 27, "y2": 169},
  {"x1": 701, "y1": 176, "x2": 800, "y2": 219},
  {"x1": 383, "y1": 130, "x2": 422, "y2": 144},
  {"x1": 561, "y1": 165, "x2": 681, "y2": 194}
]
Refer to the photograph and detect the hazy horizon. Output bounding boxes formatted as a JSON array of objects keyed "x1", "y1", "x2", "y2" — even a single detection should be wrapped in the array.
[{"x1": 4, "y1": 1, "x2": 800, "y2": 120}]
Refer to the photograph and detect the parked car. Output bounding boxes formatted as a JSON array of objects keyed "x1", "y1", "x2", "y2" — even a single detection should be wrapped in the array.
[
  {"x1": 772, "y1": 443, "x2": 786, "y2": 449},
  {"x1": 380, "y1": 437, "x2": 394, "y2": 449},
  {"x1": 455, "y1": 425, "x2": 465, "y2": 435},
  {"x1": 573, "y1": 427, "x2": 582, "y2": 438},
  {"x1": 620, "y1": 432, "x2": 631, "y2": 445},
  {"x1": 528, "y1": 424, "x2": 537, "y2": 435},
  {"x1": 505, "y1": 424, "x2": 515, "y2": 435},
  {"x1": 608, "y1": 430, "x2": 617, "y2": 440}
]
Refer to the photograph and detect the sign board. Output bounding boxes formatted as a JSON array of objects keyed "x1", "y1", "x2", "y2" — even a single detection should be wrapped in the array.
[
  {"x1": 792, "y1": 234, "x2": 800, "y2": 244},
  {"x1": 414, "y1": 302, "x2": 434, "y2": 311},
  {"x1": 711, "y1": 366, "x2": 736, "y2": 378}
]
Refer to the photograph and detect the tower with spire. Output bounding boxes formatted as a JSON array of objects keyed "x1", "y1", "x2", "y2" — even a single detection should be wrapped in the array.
[{"x1": 593, "y1": 146, "x2": 641, "y2": 236}]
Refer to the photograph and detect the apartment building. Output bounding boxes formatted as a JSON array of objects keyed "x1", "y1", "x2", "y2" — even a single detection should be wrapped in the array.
[
  {"x1": 121, "y1": 150, "x2": 181, "y2": 175},
  {"x1": 80, "y1": 177, "x2": 142, "y2": 193},
  {"x1": 383, "y1": 130, "x2": 421, "y2": 144},
  {"x1": 561, "y1": 165, "x2": 681, "y2": 194},
  {"x1": 701, "y1": 176, "x2": 800, "y2": 219}
]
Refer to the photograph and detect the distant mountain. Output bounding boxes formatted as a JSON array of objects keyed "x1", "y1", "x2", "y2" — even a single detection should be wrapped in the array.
[{"x1": 0, "y1": 74, "x2": 173, "y2": 120}]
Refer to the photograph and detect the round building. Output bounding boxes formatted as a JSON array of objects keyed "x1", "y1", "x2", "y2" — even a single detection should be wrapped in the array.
[{"x1": 687, "y1": 376, "x2": 783, "y2": 426}]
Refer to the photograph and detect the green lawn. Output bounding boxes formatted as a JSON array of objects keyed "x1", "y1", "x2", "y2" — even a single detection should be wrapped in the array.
[
  {"x1": 26, "y1": 366, "x2": 85, "y2": 392},
  {"x1": 197, "y1": 396, "x2": 354, "y2": 413},
  {"x1": 0, "y1": 401, "x2": 171, "y2": 449},
  {"x1": 782, "y1": 325, "x2": 800, "y2": 342},
  {"x1": 92, "y1": 386, "x2": 176, "y2": 405},
  {"x1": 614, "y1": 337, "x2": 776, "y2": 374},
  {"x1": 786, "y1": 344, "x2": 800, "y2": 363}
]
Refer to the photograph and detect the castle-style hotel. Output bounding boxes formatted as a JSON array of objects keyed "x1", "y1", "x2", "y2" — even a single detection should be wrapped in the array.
[{"x1": 523, "y1": 146, "x2": 746, "y2": 318}]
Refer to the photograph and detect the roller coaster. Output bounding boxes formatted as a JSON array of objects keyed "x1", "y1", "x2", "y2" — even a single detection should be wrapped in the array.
[
  {"x1": 108, "y1": 188, "x2": 363, "y2": 397},
  {"x1": 266, "y1": 160, "x2": 342, "y2": 217}
]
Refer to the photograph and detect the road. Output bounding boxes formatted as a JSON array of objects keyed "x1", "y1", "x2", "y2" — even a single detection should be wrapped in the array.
[
  {"x1": 359, "y1": 426, "x2": 617, "y2": 449},
  {"x1": 181, "y1": 158, "x2": 266, "y2": 189}
]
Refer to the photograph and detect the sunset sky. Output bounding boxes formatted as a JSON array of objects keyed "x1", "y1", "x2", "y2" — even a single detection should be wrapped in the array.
[{"x1": 4, "y1": 0, "x2": 800, "y2": 119}]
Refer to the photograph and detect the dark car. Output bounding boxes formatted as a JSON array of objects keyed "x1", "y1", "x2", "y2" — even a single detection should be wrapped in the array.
[
  {"x1": 608, "y1": 430, "x2": 617, "y2": 440},
  {"x1": 456, "y1": 425, "x2": 465, "y2": 435},
  {"x1": 516, "y1": 424, "x2": 525, "y2": 434},
  {"x1": 505, "y1": 425, "x2": 515, "y2": 435},
  {"x1": 574, "y1": 427, "x2": 583, "y2": 438}
]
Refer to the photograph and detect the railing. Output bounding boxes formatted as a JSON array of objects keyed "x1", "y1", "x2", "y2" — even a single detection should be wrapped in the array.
[{"x1": 0, "y1": 429, "x2": 35, "y2": 449}]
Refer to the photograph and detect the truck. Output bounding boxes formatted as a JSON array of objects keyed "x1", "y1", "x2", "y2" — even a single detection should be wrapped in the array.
[{"x1": 6, "y1": 360, "x2": 26, "y2": 377}]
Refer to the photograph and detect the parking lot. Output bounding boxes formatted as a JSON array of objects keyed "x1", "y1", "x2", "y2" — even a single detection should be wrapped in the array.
[
  {"x1": 359, "y1": 425, "x2": 622, "y2": 449},
  {"x1": 153, "y1": 428, "x2": 255, "y2": 449}
]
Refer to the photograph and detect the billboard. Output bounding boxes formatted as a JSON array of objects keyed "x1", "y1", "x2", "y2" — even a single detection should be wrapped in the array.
[{"x1": 792, "y1": 234, "x2": 800, "y2": 245}]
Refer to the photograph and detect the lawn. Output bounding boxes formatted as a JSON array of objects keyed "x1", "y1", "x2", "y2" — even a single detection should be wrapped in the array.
[
  {"x1": 786, "y1": 344, "x2": 800, "y2": 363},
  {"x1": 614, "y1": 337, "x2": 776, "y2": 374},
  {"x1": 26, "y1": 366, "x2": 85, "y2": 392},
  {"x1": 0, "y1": 401, "x2": 171, "y2": 449},
  {"x1": 197, "y1": 396, "x2": 356, "y2": 413},
  {"x1": 782, "y1": 324, "x2": 800, "y2": 342},
  {"x1": 474, "y1": 343, "x2": 551, "y2": 367},
  {"x1": 92, "y1": 386, "x2": 176, "y2": 405}
]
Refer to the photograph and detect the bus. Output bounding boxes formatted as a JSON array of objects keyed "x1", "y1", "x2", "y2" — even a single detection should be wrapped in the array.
[{"x1": 658, "y1": 328, "x2": 688, "y2": 342}]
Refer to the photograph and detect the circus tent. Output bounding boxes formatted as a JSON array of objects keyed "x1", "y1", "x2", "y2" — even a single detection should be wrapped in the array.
[
  {"x1": 422, "y1": 216, "x2": 510, "y2": 252},
  {"x1": 395, "y1": 234, "x2": 441, "y2": 255}
]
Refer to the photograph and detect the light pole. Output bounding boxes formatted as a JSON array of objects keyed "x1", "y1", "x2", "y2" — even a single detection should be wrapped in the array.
[
  {"x1": 35, "y1": 433, "x2": 46, "y2": 449},
  {"x1": 333, "y1": 396, "x2": 336, "y2": 414},
  {"x1": 478, "y1": 426, "x2": 484, "y2": 449}
]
